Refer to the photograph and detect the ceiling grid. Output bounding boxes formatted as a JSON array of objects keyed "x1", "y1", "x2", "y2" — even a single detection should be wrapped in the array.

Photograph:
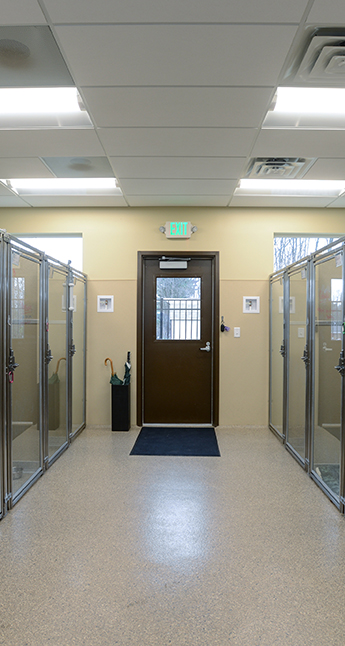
[{"x1": 0, "y1": 0, "x2": 344, "y2": 207}]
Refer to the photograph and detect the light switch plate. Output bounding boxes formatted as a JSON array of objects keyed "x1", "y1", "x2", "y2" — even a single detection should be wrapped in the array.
[{"x1": 234, "y1": 327, "x2": 241, "y2": 338}]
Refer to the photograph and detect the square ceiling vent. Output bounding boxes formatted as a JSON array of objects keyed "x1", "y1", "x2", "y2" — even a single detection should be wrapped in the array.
[
  {"x1": 283, "y1": 27, "x2": 345, "y2": 87},
  {"x1": 245, "y1": 158, "x2": 314, "y2": 179}
]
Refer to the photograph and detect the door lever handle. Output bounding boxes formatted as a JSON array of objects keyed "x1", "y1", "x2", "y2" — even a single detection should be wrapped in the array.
[{"x1": 200, "y1": 342, "x2": 211, "y2": 352}]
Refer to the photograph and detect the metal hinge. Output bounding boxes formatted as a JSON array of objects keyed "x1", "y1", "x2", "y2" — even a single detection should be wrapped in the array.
[
  {"x1": 335, "y1": 350, "x2": 345, "y2": 377},
  {"x1": 301, "y1": 345, "x2": 310, "y2": 366},
  {"x1": 69, "y1": 344, "x2": 76, "y2": 358}
]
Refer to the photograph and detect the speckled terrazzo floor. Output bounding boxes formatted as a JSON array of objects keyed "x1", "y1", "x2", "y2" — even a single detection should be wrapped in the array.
[{"x1": 1, "y1": 425, "x2": 345, "y2": 646}]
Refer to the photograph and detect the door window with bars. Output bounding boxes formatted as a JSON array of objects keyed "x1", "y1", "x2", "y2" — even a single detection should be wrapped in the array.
[{"x1": 156, "y1": 277, "x2": 201, "y2": 340}]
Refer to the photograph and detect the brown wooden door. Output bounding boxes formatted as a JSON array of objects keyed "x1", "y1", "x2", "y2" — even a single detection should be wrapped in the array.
[{"x1": 138, "y1": 252, "x2": 219, "y2": 425}]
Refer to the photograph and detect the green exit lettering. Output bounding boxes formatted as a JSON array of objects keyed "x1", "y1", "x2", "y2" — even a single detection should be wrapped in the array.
[{"x1": 170, "y1": 222, "x2": 188, "y2": 236}]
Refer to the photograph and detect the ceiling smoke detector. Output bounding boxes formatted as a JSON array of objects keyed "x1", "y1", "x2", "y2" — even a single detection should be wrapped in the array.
[
  {"x1": 0, "y1": 39, "x2": 30, "y2": 67},
  {"x1": 283, "y1": 28, "x2": 345, "y2": 86},
  {"x1": 246, "y1": 158, "x2": 314, "y2": 180}
]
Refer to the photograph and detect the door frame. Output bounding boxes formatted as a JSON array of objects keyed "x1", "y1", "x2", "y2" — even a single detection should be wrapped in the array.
[{"x1": 137, "y1": 250, "x2": 219, "y2": 427}]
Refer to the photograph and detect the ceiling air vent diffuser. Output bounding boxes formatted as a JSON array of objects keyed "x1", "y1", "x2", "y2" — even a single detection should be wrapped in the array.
[
  {"x1": 246, "y1": 158, "x2": 314, "y2": 179},
  {"x1": 284, "y1": 28, "x2": 345, "y2": 87}
]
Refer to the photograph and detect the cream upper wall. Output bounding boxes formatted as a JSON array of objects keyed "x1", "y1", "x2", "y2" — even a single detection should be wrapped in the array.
[{"x1": 1, "y1": 206, "x2": 345, "y2": 280}]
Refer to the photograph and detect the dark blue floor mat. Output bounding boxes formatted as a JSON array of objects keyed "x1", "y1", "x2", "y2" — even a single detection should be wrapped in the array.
[{"x1": 130, "y1": 426, "x2": 220, "y2": 457}]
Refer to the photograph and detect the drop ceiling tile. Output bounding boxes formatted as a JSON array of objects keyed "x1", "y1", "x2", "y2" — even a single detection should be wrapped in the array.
[
  {"x1": 0, "y1": 130, "x2": 104, "y2": 158},
  {"x1": 0, "y1": 182, "x2": 16, "y2": 196},
  {"x1": 303, "y1": 159, "x2": 345, "y2": 181},
  {"x1": 42, "y1": 156, "x2": 114, "y2": 178},
  {"x1": 327, "y1": 196, "x2": 345, "y2": 208},
  {"x1": 2, "y1": 0, "x2": 46, "y2": 24},
  {"x1": 56, "y1": 25, "x2": 297, "y2": 87},
  {"x1": 43, "y1": 0, "x2": 309, "y2": 24},
  {"x1": 229, "y1": 195, "x2": 333, "y2": 208},
  {"x1": 98, "y1": 128, "x2": 258, "y2": 158},
  {"x1": 0, "y1": 158, "x2": 54, "y2": 178},
  {"x1": 252, "y1": 129, "x2": 345, "y2": 159},
  {"x1": 84, "y1": 87, "x2": 273, "y2": 128},
  {"x1": 23, "y1": 195, "x2": 128, "y2": 207},
  {"x1": 110, "y1": 157, "x2": 246, "y2": 180},
  {"x1": 307, "y1": 0, "x2": 345, "y2": 24},
  {"x1": 119, "y1": 178, "x2": 237, "y2": 195},
  {"x1": 126, "y1": 195, "x2": 230, "y2": 207},
  {"x1": 0, "y1": 195, "x2": 31, "y2": 207},
  {"x1": 0, "y1": 26, "x2": 73, "y2": 87}
]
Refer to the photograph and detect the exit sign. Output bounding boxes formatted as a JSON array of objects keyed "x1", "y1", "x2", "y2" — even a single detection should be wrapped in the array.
[{"x1": 164, "y1": 221, "x2": 192, "y2": 239}]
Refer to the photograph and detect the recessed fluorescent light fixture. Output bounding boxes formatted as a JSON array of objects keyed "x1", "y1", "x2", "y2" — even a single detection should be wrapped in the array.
[
  {"x1": 264, "y1": 87, "x2": 345, "y2": 129},
  {"x1": 235, "y1": 179, "x2": 345, "y2": 197},
  {"x1": 2, "y1": 178, "x2": 122, "y2": 196},
  {"x1": 0, "y1": 87, "x2": 92, "y2": 129}
]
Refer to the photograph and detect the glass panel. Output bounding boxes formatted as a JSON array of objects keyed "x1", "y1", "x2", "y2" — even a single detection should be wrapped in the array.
[
  {"x1": 48, "y1": 266, "x2": 67, "y2": 458},
  {"x1": 287, "y1": 270, "x2": 307, "y2": 459},
  {"x1": 274, "y1": 236, "x2": 338, "y2": 271},
  {"x1": 313, "y1": 256, "x2": 342, "y2": 498},
  {"x1": 156, "y1": 277, "x2": 201, "y2": 340},
  {"x1": 18, "y1": 236, "x2": 83, "y2": 271},
  {"x1": 11, "y1": 252, "x2": 41, "y2": 495},
  {"x1": 270, "y1": 279, "x2": 284, "y2": 433},
  {"x1": 71, "y1": 278, "x2": 85, "y2": 434}
]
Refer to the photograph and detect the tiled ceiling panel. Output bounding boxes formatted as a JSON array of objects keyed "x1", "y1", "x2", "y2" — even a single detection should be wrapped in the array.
[
  {"x1": 126, "y1": 195, "x2": 231, "y2": 207},
  {"x1": 307, "y1": 0, "x2": 345, "y2": 24},
  {"x1": 229, "y1": 196, "x2": 335, "y2": 208},
  {"x1": 252, "y1": 130, "x2": 345, "y2": 160},
  {"x1": 303, "y1": 159, "x2": 345, "y2": 181},
  {"x1": 0, "y1": 26, "x2": 73, "y2": 86},
  {"x1": 118, "y1": 178, "x2": 237, "y2": 195},
  {"x1": 110, "y1": 157, "x2": 246, "y2": 180},
  {"x1": 0, "y1": 195, "x2": 31, "y2": 207},
  {"x1": 0, "y1": 182, "x2": 19, "y2": 197},
  {"x1": 42, "y1": 156, "x2": 114, "y2": 178},
  {"x1": 0, "y1": 158, "x2": 54, "y2": 178},
  {"x1": 2, "y1": 0, "x2": 46, "y2": 25},
  {"x1": 43, "y1": 0, "x2": 310, "y2": 24},
  {"x1": 23, "y1": 195, "x2": 128, "y2": 207},
  {"x1": 97, "y1": 128, "x2": 258, "y2": 158},
  {"x1": 0, "y1": 0, "x2": 343, "y2": 209},
  {"x1": 83, "y1": 87, "x2": 273, "y2": 128},
  {"x1": 55, "y1": 25, "x2": 298, "y2": 87},
  {"x1": 0, "y1": 130, "x2": 105, "y2": 158},
  {"x1": 327, "y1": 195, "x2": 345, "y2": 208}
]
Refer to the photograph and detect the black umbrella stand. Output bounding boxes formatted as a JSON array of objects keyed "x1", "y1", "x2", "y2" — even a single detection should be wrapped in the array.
[
  {"x1": 105, "y1": 354, "x2": 131, "y2": 432},
  {"x1": 111, "y1": 384, "x2": 130, "y2": 431}
]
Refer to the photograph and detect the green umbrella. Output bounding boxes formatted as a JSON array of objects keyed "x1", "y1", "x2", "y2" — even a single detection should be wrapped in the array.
[
  {"x1": 49, "y1": 356, "x2": 66, "y2": 384},
  {"x1": 123, "y1": 351, "x2": 131, "y2": 385},
  {"x1": 48, "y1": 357, "x2": 66, "y2": 430},
  {"x1": 105, "y1": 357, "x2": 123, "y2": 385}
]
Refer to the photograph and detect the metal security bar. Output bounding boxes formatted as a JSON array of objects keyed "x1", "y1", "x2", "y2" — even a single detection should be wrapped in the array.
[{"x1": 157, "y1": 298, "x2": 201, "y2": 340}]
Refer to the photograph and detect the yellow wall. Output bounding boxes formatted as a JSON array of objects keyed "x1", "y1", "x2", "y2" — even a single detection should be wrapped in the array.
[{"x1": 2, "y1": 206, "x2": 345, "y2": 427}]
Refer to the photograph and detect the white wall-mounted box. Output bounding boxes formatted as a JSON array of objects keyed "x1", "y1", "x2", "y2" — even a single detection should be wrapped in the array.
[
  {"x1": 279, "y1": 296, "x2": 295, "y2": 314},
  {"x1": 97, "y1": 295, "x2": 114, "y2": 312},
  {"x1": 243, "y1": 297, "x2": 260, "y2": 313}
]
